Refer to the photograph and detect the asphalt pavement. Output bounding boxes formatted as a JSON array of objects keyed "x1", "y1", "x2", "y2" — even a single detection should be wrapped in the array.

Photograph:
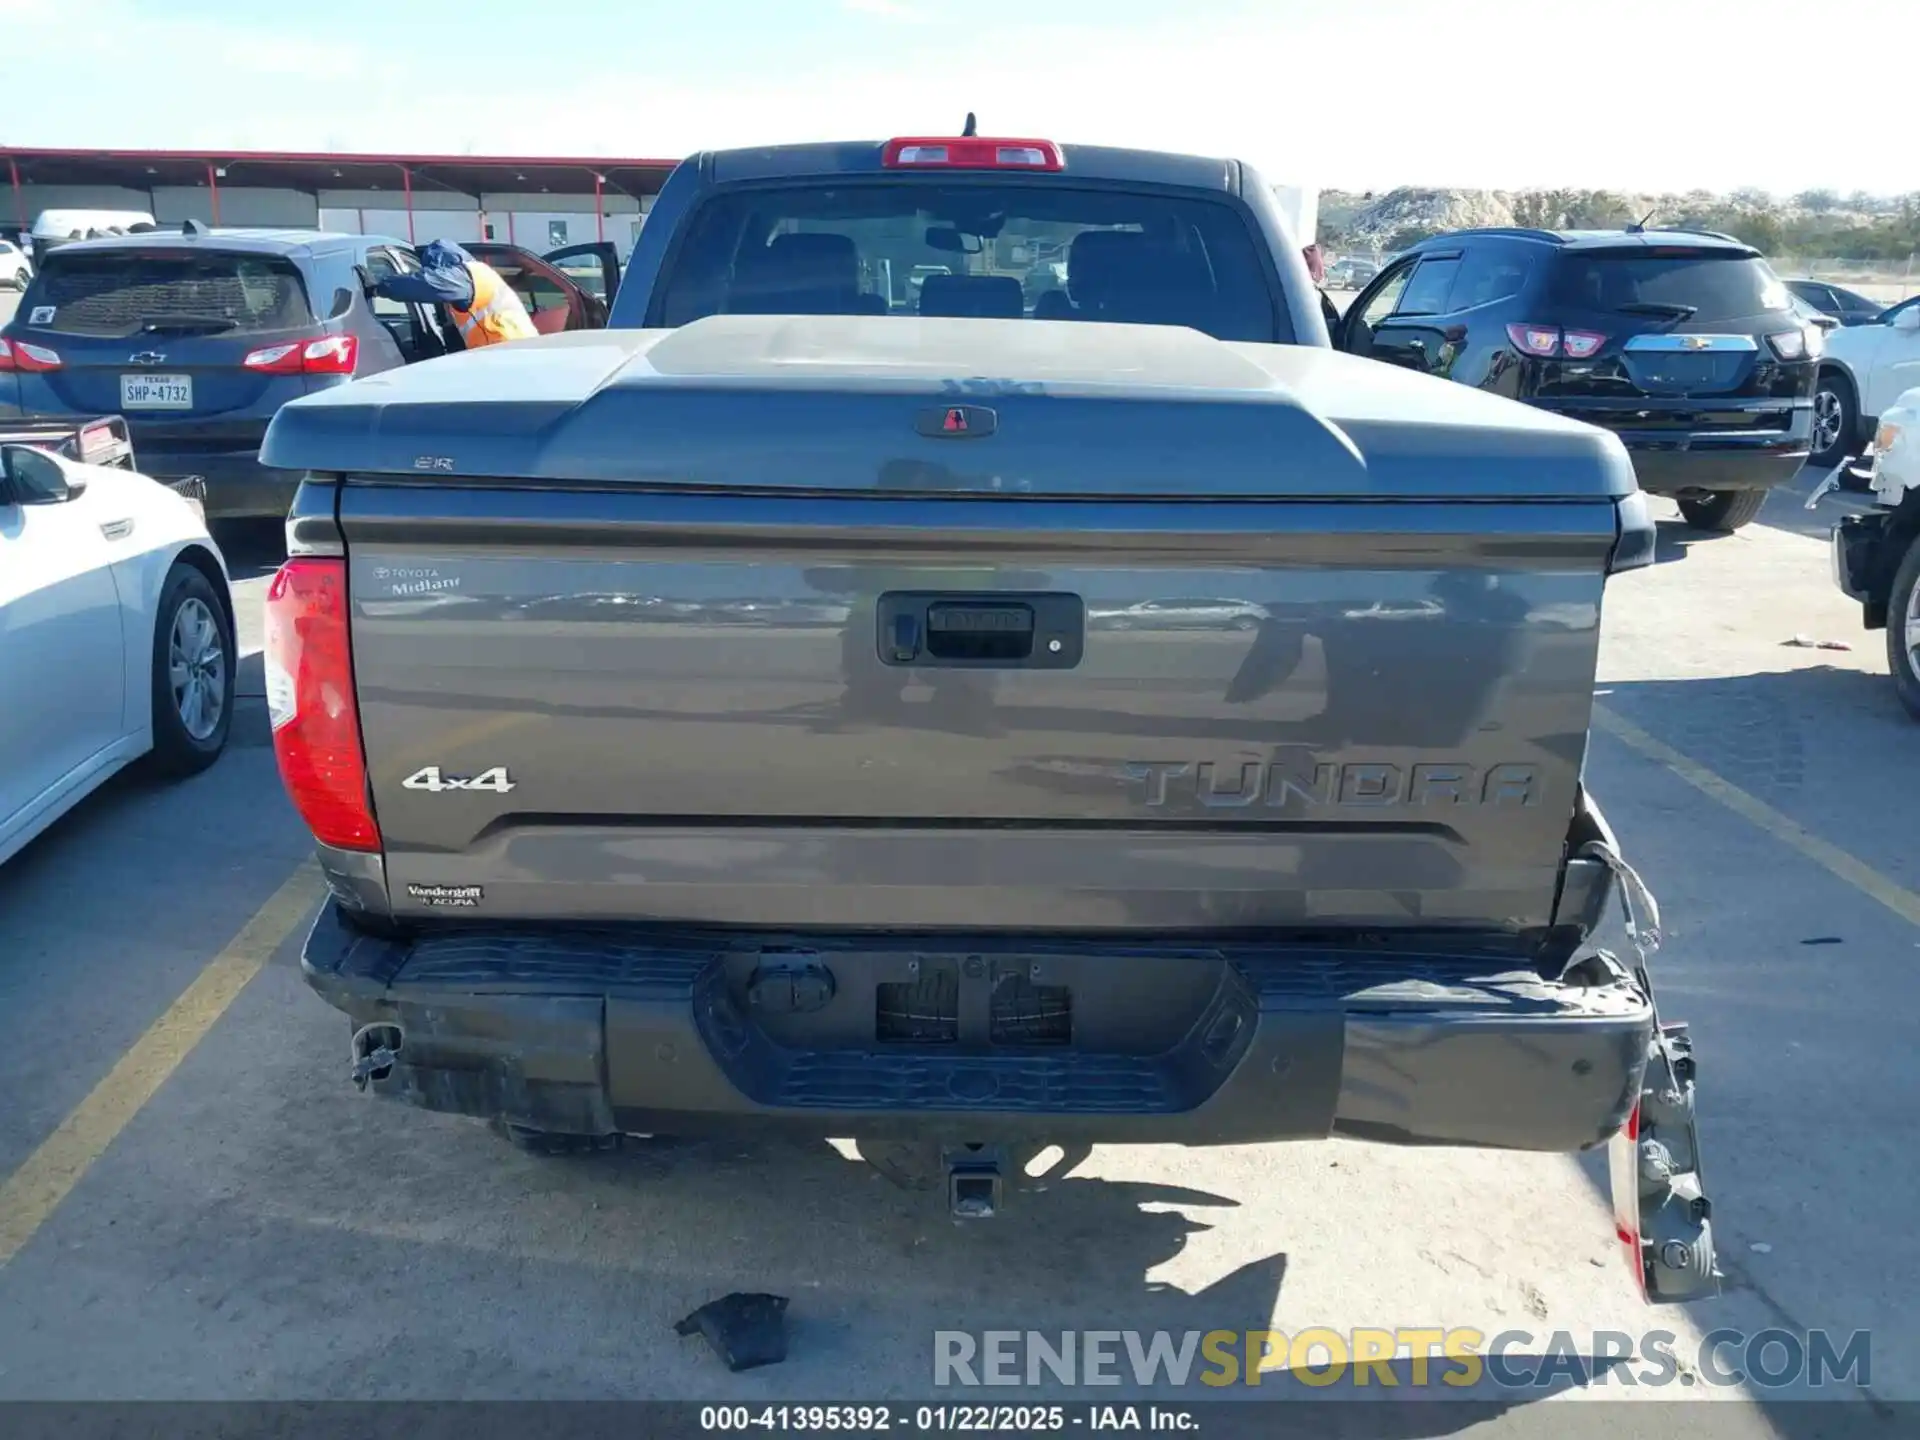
[{"x1": 1, "y1": 285, "x2": 1916, "y2": 1434}]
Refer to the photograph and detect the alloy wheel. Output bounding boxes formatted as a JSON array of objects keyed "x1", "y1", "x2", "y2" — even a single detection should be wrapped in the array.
[{"x1": 168, "y1": 596, "x2": 226, "y2": 742}]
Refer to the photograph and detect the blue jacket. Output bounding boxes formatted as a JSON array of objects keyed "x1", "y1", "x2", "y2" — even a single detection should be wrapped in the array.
[{"x1": 373, "y1": 239, "x2": 477, "y2": 308}]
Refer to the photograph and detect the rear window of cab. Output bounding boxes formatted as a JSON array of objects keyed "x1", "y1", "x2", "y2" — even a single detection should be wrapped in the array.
[
  {"x1": 653, "y1": 181, "x2": 1289, "y2": 343},
  {"x1": 21, "y1": 250, "x2": 314, "y2": 338}
]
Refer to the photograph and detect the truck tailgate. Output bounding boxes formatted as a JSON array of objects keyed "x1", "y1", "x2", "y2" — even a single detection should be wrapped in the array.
[
  {"x1": 273, "y1": 317, "x2": 1640, "y2": 934},
  {"x1": 342, "y1": 492, "x2": 1613, "y2": 932}
]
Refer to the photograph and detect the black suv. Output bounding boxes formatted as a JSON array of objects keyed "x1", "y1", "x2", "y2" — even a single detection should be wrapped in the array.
[{"x1": 1336, "y1": 228, "x2": 1820, "y2": 532}]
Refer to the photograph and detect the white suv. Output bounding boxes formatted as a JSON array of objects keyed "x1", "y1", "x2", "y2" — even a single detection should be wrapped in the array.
[{"x1": 1813, "y1": 296, "x2": 1920, "y2": 467}]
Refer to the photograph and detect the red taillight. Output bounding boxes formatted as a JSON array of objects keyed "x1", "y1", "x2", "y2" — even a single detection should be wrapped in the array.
[
  {"x1": 244, "y1": 334, "x2": 359, "y2": 375},
  {"x1": 264, "y1": 557, "x2": 380, "y2": 852},
  {"x1": 1504, "y1": 323, "x2": 1607, "y2": 360},
  {"x1": 0, "y1": 336, "x2": 63, "y2": 371},
  {"x1": 882, "y1": 136, "x2": 1064, "y2": 171}
]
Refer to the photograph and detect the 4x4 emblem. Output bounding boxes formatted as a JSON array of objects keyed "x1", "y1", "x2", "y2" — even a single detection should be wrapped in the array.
[{"x1": 402, "y1": 766, "x2": 514, "y2": 794}]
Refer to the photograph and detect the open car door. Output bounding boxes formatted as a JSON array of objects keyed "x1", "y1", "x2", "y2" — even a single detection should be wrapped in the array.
[
  {"x1": 465, "y1": 242, "x2": 606, "y2": 333},
  {"x1": 543, "y1": 241, "x2": 621, "y2": 309}
]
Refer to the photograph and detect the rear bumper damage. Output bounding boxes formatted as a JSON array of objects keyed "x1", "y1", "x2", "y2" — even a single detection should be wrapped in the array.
[{"x1": 301, "y1": 904, "x2": 1654, "y2": 1154}]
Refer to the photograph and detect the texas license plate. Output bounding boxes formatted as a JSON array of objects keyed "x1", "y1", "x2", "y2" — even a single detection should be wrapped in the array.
[{"x1": 120, "y1": 373, "x2": 192, "y2": 409}]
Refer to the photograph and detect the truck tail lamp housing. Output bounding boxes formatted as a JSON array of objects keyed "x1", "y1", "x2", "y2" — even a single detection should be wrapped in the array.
[
  {"x1": 882, "y1": 137, "x2": 1064, "y2": 171},
  {"x1": 264, "y1": 556, "x2": 380, "y2": 852}
]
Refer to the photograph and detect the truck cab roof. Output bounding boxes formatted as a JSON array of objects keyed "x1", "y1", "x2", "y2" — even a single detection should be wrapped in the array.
[{"x1": 702, "y1": 139, "x2": 1244, "y2": 193}]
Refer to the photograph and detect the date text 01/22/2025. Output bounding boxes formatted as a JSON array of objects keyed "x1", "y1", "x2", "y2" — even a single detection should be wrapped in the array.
[{"x1": 698, "y1": 1405, "x2": 1199, "y2": 1432}]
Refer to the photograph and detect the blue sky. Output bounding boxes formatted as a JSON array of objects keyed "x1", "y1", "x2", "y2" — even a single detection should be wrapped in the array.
[{"x1": 0, "y1": 0, "x2": 1909, "y2": 196}]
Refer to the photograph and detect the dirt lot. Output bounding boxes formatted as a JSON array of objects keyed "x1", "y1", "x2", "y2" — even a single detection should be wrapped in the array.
[{"x1": 1, "y1": 285, "x2": 1916, "y2": 1435}]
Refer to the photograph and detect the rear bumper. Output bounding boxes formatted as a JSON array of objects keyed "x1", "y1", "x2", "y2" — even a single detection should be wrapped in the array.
[
  {"x1": 1626, "y1": 441, "x2": 1808, "y2": 494},
  {"x1": 1537, "y1": 399, "x2": 1813, "y2": 494},
  {"x1": 300, "y1": 901, "x2": 1653, "y2": 1153},
  {"x1": 133, "y1": 446, "x2": 300, "y2": 520},
  {"x1": 1831, "y1": 508, "x2": 1913, "y2": 628},
  {"x1": 1831, "y1": 511, "x2": 1884, "y2": 604}
]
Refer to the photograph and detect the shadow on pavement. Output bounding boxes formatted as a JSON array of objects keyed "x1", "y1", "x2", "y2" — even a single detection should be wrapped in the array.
[{"x1": 1653, "y1": 519, "x2": 1708, "y2": 566}]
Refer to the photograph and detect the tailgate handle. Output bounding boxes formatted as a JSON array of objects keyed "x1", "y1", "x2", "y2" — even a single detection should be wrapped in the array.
[
  {"x1": 876, "y1": 592, "x2": 1083, "y2": 669},
  {"x1": 926, "y1": 602, "x2": 1033, "y2": 660}
]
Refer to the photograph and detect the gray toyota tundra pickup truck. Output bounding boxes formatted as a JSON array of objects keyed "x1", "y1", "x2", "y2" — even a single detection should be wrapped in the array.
[{"x1": 260, "y1": 133, "x2": 1713, "y2": 1301}]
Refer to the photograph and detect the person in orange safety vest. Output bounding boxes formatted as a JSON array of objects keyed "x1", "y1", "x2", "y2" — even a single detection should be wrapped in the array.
[{"x1": 371, "y1": 239, "x2": 538, "y2": 349}]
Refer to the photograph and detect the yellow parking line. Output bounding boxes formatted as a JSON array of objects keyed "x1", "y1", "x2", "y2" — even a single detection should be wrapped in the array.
[
  {"x1": 1594, "y1": 705, "x2": 1920, "y2": 928},
  {"x1": 0, "y1": 862, "x2": 325, "y2": 1269}
]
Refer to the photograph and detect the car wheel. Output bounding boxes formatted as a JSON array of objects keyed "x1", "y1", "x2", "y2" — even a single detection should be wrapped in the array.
[
  {"x1": 1810, "y1": 371, "x2": 1858, "y2": 468},
  {"x1": 144, "y1": 562, "x2": 235, "y2": 777},
  {"x1": 1676, "y1": 489, "x2": 1769, "y2": 533},
  {"x1": 1888, "y1": 534, "x2": 1920, "y2": 723}
]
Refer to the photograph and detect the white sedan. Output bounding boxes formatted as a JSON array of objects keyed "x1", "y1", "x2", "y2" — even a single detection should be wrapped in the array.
[{"x1": 0, "y1": 420, "x2": 236, "y2": 866}]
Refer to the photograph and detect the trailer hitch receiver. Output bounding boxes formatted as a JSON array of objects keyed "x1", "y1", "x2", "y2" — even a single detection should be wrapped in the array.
[{"x1": 947, "y1": 1144, "x2": 1005, "y2": 1219}]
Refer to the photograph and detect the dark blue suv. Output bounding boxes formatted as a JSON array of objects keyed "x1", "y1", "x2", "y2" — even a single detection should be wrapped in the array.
[{"x1": 0, "y1": 226, "x2": 467, "y2": 519}]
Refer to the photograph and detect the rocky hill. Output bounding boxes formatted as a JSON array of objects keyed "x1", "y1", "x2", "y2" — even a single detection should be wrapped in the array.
[{"x1": 1314, "y1": 186, "x2": 1920, "y2": 261}]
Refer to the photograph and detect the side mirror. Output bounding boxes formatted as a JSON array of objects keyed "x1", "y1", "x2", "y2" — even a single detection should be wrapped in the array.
[
  {"x1": 1, "y1": 443, "x2": 85, "y2": 504},
  {"x1": 1894, "y1": 306, "x2": 1920, "y2": 332}
]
